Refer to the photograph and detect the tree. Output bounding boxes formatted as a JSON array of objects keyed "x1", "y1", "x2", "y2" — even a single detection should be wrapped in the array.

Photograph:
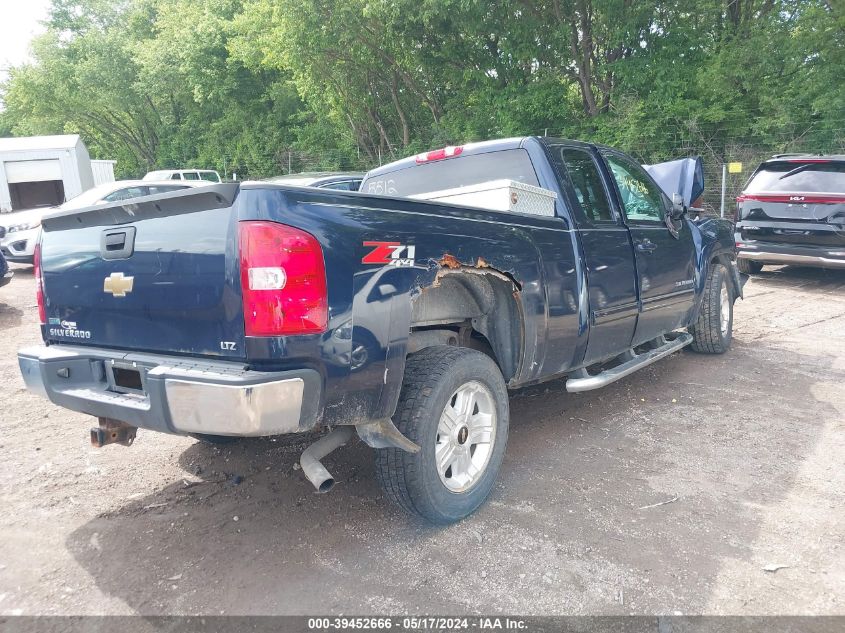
[{"x1": 1, "y1": 0, "x2": 841, "y2": 177}]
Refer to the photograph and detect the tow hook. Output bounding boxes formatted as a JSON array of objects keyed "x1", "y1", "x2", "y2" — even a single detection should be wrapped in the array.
[{"x1": 90, "y1": 418, "x2": 137, "y2": 448}]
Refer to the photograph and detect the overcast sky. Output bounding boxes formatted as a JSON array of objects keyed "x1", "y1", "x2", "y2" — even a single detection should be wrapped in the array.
[{"x1": 0, "y1": 0, "x2": 51, "y2": 76}]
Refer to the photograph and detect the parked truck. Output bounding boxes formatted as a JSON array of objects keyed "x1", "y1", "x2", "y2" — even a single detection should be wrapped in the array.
[{"x1": 18, "y1": 137, "x2": 743, "y2": 523}]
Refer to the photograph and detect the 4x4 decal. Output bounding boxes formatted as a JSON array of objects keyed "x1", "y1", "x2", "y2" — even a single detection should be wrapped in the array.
[{"x1": 362, "y1": 241, "x2": 416, "y2": 267}]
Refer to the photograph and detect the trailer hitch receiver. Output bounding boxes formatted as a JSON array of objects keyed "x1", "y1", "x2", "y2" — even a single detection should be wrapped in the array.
[{"x1": 90, "y1": 418, "x2": 137, "y2": 448}]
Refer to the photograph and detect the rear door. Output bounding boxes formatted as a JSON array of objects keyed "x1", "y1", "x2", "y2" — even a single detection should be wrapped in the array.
[
  {"x1": 601, "y1": 150, "x2": 697, "y2": 346},
  {"x1": 547, "y1": 144, "x2": 639, "y2": 364},
  {"x1": 737, "y1": 160, "x2": 845, "y2": 249},
  {"x1": 39, "y1": 185, "x2": 245, "y2": 359}
]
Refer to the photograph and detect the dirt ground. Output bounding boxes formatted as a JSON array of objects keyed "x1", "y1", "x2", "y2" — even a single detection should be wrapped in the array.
[{"x1": 0, "y1": 262, "x2": 842, "y2": 616}]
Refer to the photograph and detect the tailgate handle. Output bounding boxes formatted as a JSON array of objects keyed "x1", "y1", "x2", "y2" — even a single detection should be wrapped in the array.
[{"x1": 100, "y1": 227, "x2": 136, "y2": 260}]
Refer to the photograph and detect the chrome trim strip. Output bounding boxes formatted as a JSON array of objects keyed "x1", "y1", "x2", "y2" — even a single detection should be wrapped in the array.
[
  {"x1": 738, "y1": 251, "x2": 845, "y2": 269},
  {"x1": 592, "y1": 301, "x2": 639, "y2": 325}
]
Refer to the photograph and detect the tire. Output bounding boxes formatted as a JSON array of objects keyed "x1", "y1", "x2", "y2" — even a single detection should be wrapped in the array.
[
  {"x1": 375, "y1": 346, "x2": 509, "y2": 524},
  {"x1": 736, "y1": 258, "x2": 763, "y2": 275},
  {"x1": 689, "y1": 262, "x2": 733, "y2": 354},
  {"x1": 189, "y1": 433, "x2": 241, "y2": 445}
]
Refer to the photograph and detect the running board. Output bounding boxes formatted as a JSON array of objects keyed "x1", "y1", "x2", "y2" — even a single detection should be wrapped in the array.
[{"x1": 566, "y1": 333, "x2": 693, "y2": 393}]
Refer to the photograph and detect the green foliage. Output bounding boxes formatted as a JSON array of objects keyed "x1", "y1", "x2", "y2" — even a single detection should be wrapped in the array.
[{"x1": 0, "y1": 0, "x2": 841, "y2": 179}]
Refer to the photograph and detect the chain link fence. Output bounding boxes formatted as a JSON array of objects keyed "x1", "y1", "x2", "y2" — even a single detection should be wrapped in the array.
[{"x1": 217, "y1": 117, "x2": 845, "y2": 218}]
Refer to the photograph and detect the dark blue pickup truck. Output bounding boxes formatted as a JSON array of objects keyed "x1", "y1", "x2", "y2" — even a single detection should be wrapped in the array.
[
  {"x1": 19, "y1": 137, "x2": 742, "y2": 523},
  {"x1": 0, "y1": 250, "x2": 11, "y2": 288}
]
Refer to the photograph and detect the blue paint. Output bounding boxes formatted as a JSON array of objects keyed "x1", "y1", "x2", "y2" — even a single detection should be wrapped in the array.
[{"x1": 37, "y1": 138, "x2": 737, "y2": 428}]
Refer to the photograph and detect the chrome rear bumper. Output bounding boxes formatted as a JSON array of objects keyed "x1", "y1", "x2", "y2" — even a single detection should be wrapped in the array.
[{"x1": 18, "y1": 345, "x2": 321, "y2": 436}]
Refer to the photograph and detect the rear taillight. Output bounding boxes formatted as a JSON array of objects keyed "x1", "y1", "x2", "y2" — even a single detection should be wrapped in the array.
[
  {"x1": 415, "y1": 145, "x2": 463, "y2": 164},
  {"x1": 34, "y1": 242, "x2": 45, "y2": 325},
  {"x1": 238, "y1": 221, "x2": 328, "y2": 336}
]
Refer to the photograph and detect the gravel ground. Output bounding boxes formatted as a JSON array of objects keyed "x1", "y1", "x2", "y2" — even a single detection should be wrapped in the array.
[{"x1": 0, "y1": 263, "x2": 842, "y2": 616}]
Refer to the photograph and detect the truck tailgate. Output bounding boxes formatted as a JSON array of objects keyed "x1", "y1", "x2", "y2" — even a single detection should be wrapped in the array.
[{"x1": 39, "y1": 185, "x2": 245, "y2": 359}]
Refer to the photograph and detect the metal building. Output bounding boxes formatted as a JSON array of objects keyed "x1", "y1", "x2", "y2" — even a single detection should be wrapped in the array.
[
  {"x1": 91, "y1": 159, "x2": 117, "y2": 186},
  {"x1": 0, "y1": 135, "x2": 95, "y2": 213}
]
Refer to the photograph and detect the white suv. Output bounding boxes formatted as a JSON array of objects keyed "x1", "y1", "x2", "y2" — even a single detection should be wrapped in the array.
[{"x1": 143, "y1": 169, "x2": 221, "y2": 183}]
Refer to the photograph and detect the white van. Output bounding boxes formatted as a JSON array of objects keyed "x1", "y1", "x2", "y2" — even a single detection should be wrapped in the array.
[{"x1": 143, "y1": 169, "x2": 221, "y2": 183}]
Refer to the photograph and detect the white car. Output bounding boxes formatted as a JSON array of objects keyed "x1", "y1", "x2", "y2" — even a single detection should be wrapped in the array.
[
  {"x1": 143, "y1": 169, "x2": 221, "y2": 183},
  {"x1": 0, "y1": 180, "x2": 209, "y2": 264}
]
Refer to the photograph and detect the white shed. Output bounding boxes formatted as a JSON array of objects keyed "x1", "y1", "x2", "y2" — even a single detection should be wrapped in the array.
[
  {"x1": 0, "y1": 134, "x2": 95, "y2": 212},
  {"x1": 91, "y1": 159, "x2": 117, "y2": 186}
]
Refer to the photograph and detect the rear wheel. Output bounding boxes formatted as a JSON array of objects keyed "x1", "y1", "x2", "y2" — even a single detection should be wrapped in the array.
[
  {"x1": 375, "y1": 346, "x2": 509, "y2": 524},
  {"x1": 690, "y1": 262, "x2": 733, "y2": 354},
  {"x1": 736, "y1": 258, "x2": 763, "y2": 275}
]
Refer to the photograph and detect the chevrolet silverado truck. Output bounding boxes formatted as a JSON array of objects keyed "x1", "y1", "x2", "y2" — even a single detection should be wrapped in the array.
[{"x1": 18, "y1": 137, "x2": 743, "y2": 524}]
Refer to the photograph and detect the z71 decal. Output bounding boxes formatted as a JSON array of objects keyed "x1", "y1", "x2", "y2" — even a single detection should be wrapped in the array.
[{"x1": 362, "y1": 241, "x2": 416, "y2": 267}]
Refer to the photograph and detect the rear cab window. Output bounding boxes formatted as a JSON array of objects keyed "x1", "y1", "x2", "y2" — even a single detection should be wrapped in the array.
[
  {"x1": 547, "y1": 146, "x2": 614, "y2": 224},
  {"x1": 361, "y1": 149, "x2": 540, "y2": 197},
  {"x1": 183, "y1": 172, "x2": 201, "y2": 181},
  {"x1": 745, "y1": 161, "x2": 845, "y2": 193}
]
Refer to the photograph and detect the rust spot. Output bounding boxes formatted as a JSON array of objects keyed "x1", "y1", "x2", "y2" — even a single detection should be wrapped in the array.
[
  {"x1": 439, "y1": 253, "x2": 462, "y2": 269},
  {"x1": 476, "y1": 256, "x2": 490, "y2": 268}
]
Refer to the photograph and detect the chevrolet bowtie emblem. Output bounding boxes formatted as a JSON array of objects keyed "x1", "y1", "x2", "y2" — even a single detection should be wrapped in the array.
[{"x1": 103, "y1": 272, "x2": 134, "y2": 297}]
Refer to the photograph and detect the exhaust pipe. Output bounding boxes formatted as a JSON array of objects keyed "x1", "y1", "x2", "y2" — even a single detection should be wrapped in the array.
[{"x1": 300, "y1": 426, "x2": 354, "y2": 493}]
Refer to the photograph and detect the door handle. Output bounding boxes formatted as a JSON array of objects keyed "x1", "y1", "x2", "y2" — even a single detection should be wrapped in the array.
[
  {"x1": 100, "y1": 226, "x2": 136, "y2": 260},
  {"x1": 637, "y1": 240, "x2": 657, "y2": 253}
]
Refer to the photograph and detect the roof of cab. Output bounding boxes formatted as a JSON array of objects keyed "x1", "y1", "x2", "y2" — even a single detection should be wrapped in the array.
[
  {"x1": 363, "y1": 136, "x2": 600, "y2": 181},
  {"x1": 364, "y1": 137, "x2": 531, "y2": 179},
  {"x1": 266, "y1": 171, "x2": 365, "y2": 185}
]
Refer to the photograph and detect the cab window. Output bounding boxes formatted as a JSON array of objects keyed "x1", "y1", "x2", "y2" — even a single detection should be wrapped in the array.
[
  {"x1": 183, "y1": 172, "x2": 200, "y2": 181},
  {"x1": 170, "y1": 173, "x2": 182, "y2": 180},
  {"x1": 603, "y1": 152, "x2": 666, "y2": 223},
  {"x1": 362, "y1": 149, "x2": 539, "y2": 197},
  {"x1": 552, "y1": 147, "x2": 614, "y2": 223}
]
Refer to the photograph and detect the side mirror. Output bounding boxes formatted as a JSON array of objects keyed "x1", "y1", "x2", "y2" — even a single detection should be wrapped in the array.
[{"x1": 670, "y1": 193, "x2": 687, "y2": 220}]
